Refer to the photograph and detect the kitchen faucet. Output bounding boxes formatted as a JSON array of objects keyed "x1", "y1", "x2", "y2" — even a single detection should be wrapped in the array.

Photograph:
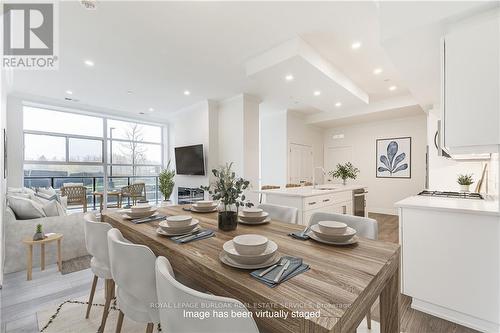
[{"x1": 312, "y1": 167, "x2": 326, "y2": 189}]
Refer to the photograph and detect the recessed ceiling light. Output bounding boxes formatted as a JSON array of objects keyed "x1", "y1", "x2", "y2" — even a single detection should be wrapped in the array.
[
  {"x1": 313, "y1": 91, "x2": 321, "y2": 96},
  {"x1": 285, "y1": 74, "x2": 294, "y2": 81},
  {"x1": 335, "y1": 102, "x2": 342, "y2": 107},
  {"x1": 184, "y1": 90, "x2": 190, "y2": 96},
  {"x1": 84, "y1": 60, "x2": 94, "y2": 67},
  {"x1": 139, "y1": 112, "x2": 145, "y2": 115},
  {"x1": 148, "y1": 107, "x2": 154, "y2": 112},
  {"x1": 351, "y1": 41, "x2": 362, "y2": 49},
  {"x1": 65, "y1": 90, "x2": 73, "y2": 95},
  {"x1": 389, "y1": 85, "x2": 397, "y2": 91},
  {"x1": 127, "y1": 90, "x2": 133, "y2": 95},
  {"x1": 373, "y1": 68, "x2": 383, "y2": 75}
]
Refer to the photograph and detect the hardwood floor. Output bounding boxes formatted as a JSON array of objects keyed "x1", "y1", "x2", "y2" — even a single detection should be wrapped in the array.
[
  {"x1": 368, "y1": 213, "x2": 480, "y2": 333},
  {"x1": 0, "y1": 213, "x2": 480, "y2": 333}
]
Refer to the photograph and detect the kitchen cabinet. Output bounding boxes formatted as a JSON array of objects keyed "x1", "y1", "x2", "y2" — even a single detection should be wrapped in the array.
[{"x1": 442, "y1": 11, "x2": 500, "y2": 154}]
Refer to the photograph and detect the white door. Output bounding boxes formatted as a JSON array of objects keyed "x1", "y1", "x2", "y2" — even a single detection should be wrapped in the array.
[
  {"x1": 325, "y1": 146, "x2": 352, "y2": 175},
  {"x1": 288, "y1": 143, "x2": 313, "y2": 184}
]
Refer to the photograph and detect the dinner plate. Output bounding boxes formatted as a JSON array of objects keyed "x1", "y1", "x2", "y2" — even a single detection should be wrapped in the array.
[
  {"x1": 238, "y1": 212, "x2": 269, "y2": 223},
  {"x1": 310, "y1": 224, "x2": 356, "y2": 242},
  {"x1": 158, "y1": 219, "x2": 199, "y2": 232},
  {"x1": 219, "y1": 251, "x2": 280, "y2": 269},
  {"x1": 191, "y1": 206, "x2": 218, "y2": 213},
  {"x1": 156, "y1": 225, "x2": 201, "y2": 237},
  {"x1": 119, "y1": 208, "x2": 158, "y2": 219},
  {"x1": 223, "y1": 240, "x2": 277, "y2": 265},
  {"x1": 237, "y1": 216, "x2": 271, "y2": 225},
  {"x1": 121, "y1": 211, "x2": 159, "y2": 220},
  {"x1": 307, "y1": 231, "x2": 358, "y2": 246}
]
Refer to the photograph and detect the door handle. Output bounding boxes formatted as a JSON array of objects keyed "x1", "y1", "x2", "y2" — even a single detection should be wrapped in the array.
[
  {"x1": 308, "y1": 202, "x2": 316, "y2": 205},
  {"x1": 342, "y1": 205, "x2": 347, "y2": 214},
  {"x1": 323, "y1": 199, "x2": 330, "y2": 202}
]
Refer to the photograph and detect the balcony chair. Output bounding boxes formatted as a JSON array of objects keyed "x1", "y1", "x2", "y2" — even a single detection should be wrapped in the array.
[
  {"x1": 107, "y1": 228, "x2": 159, "y2": 333},
  {"x1": 83, "y1": 213, "x2": 113, "y2": 333},
  {"x1": 257, "y1": 203, "x2": 298, "y2": 224},
  {"x1": 155, "y1": 256, "x2": 259, "y2": 333},
  {"x1": 309, "y1": 212, "x2": 378, "y2": 329},
  {"x1": 259, "y1": 184, "x2": 280, "y2": 203},
  {"x1": 61, "y1": 184, "x2": 87, "y2": 212},
  {"x1": 120, "y1": 182, "x2": 146, "y2": 206}
]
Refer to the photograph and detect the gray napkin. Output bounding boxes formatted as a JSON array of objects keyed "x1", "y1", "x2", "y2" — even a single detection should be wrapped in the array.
[
  {"x1": 131, "y1": 215, "x2": 166, "y2": 224},
  {"x1": 250, "y1": 256, "x2": 310, "y2": 288},
  {"x1": 288, "y1": 231, "x2": 310, "y2": 240},
  {"x1": 171, "y1": 230, "x2": 215, "y2": 244}
]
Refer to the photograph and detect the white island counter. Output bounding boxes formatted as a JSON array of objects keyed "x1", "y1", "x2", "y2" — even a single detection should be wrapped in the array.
[{"x1": 261, "y1": 184, "x2": 366, "y2": 225}]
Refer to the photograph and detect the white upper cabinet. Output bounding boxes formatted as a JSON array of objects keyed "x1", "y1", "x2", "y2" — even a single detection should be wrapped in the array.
[{"x1": 442, "y1": 11, "x2": 500, "y2": 153}]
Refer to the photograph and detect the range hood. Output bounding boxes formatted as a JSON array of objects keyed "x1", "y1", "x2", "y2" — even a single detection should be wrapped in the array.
[{"x1": 435, "y1": 120, "x2": 491, "y2": 160}]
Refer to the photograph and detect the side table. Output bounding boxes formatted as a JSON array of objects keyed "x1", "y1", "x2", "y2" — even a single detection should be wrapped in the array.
[{"x1": 22, "y1": 233, "x2": 63, "y2": 281}]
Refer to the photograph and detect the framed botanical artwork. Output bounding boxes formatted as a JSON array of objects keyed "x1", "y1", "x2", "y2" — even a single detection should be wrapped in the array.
[{"x1": 376, "y1": 137, "x2": 411, "y2": 178}]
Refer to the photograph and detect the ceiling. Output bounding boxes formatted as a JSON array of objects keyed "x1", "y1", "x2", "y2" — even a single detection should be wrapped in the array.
[{"x1": 8, "y1": 1, "x2": 488, "y2": 124}]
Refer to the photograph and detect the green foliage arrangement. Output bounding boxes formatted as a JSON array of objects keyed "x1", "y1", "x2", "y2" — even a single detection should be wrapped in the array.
[
  {"x1": 329, "y1": 162, "x2": 360, "y2": 183},
  {"x1": 457, "y1": 174, "x2": 474, "y2": 186},
  {"x1": 159, "y1": 161, "x2": 175, "y2": 201}
]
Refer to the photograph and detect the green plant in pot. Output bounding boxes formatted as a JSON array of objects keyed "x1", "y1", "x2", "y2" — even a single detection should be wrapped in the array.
[
  {"x1": 457, "y1": 174, "x2": 474, "y2": 193},
  {"x1": 329, "y1": 162, "x2": 360, "y2": 185},
  {"x1": 159, "y1": 161, "x2": 175, "y2": 206},
  {"x1": 33, "y1": 224, "x2": 45, "y2": 241},
  {"x1": 201, "y1": 163, "x2": 253, "y2": 231}
]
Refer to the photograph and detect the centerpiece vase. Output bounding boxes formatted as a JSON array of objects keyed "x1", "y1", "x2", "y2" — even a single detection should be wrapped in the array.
[{"x1": 218, "y1": 204, "x2": 238, "y2": 231}]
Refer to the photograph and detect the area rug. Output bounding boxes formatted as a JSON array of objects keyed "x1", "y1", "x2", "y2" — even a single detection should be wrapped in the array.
[
  {"x1": 37, "y1": 294, "x2": 161, "y2": 332},
  {"x1": 61, "y1": 255, "x2": 92, "y2": 275}
]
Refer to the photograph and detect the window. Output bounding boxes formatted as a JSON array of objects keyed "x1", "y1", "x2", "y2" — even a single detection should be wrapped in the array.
[
  {"x1": 24, "y1": 134, "x2": 66, "y2": 162},
  {"x1": 69, "y1": 138, "x2": 103, "y2": 162}
]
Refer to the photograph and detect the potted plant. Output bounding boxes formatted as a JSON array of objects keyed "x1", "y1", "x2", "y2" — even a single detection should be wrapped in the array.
[
  {"x1": 33, "y1": 224, "x2": 45, "y2": 241},
  {"x1": 201, "y1": 163, "x2": 253, "y2": 231},
  {"x1": 329, "y1": 162, "x2": 360, "y2": 185},
  {"x1": 457, "y1": 174, "x2": 474, "y2": 192},
  {"x1": 159, "y1": 161, "x2": 175, "y2": 206}
]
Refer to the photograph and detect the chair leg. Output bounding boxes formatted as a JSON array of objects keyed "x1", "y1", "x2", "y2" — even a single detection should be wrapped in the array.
[
  {"x1": 98, "y1": 279, "x2": 114, "y2": 333},
  {"x1": 366, "y1": 310, "x2": 372, "y2": 329},
  {"x1": 115, "y1": 310, "x2": 124, "y2": 333},
  {"x1": 145, "y1": 323, "x2": 154, "y2": 333},
  {"x1": 85, "y1": 275, "x2": 98, "y2": 319}
]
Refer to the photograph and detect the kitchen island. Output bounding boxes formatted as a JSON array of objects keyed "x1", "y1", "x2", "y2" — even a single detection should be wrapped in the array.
[
  {"x1": 261, "y1": 184, "x2": 367, "y2": 225},
  {"x1": 395, "y1": 195, "x2": 500, "y2": 333}
]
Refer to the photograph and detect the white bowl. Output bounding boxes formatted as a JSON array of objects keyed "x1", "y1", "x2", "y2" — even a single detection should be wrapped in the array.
[
  {"x1": 232, "y1": 234, "x2": 268, "y2": 255},
  {"x1": 238, "y1": 211, "x2": 269, "y2": 222},
  {"x1": 159, "y1": 219, "x2": 198, "y2": 232},
  {"x1": 311, "y1": 224, "x2": 356, "y2": 242},
  {"x1": 318, "y1": 221, "x2": 348, "y2": 235},
  {"x1": 241, "y1": 207, "x2": 264, "y2": 217},
  {"x1": 119, "y1": 208, "x2": 157, "y2": 219},
  {"x1": 166, "y1": 215, "x2": 192, "y2": 228},
  {"x1": 131, "y1": 203, "x2": 152, "y2": 212},
  {"x1": 223, "y1": 240, "x2": 278, "y2": 265},
  {"x1": 195, "y1": 200, "x2": 215, "y2": 207}
]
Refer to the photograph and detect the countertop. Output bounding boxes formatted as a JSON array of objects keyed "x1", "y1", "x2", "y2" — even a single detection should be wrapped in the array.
[
  {"x1": 395, "y1": 195, "x2": 500, "y2": 216},
  {"x1": 259, "y1": 184, "x2": 366, "y2": 198}
]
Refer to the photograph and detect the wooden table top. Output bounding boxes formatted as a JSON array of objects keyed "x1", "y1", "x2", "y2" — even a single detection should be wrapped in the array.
[
  {"x1": 103, "y1": 205, "x2": 400, "y2": 333},
  {"x1": 23, "y1": 233, "x2": 63, "y2": 244}
]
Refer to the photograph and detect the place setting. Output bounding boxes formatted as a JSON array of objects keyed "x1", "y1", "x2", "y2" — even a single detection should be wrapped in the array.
[
  {"x1": 219, "y1": 234, "x2": 309, "y2": 287},
  {"x1": 156, "y1": 215, "x2": 215, "y2": 244},
  {"x1": 238, "y1": 207, "x2": 270, "y2": 225},
  {"x1": 117, "y1": 203, "x2": 166, "y2": 224},
  {"x1": 183, "y1": 200, "x2": 219, "y2": 213},
  {"x1": 307, "y1": 221, "x2": 358, "y2": 246}
]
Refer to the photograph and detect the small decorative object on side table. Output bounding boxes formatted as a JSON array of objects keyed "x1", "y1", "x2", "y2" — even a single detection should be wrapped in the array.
[
  {"x1": 22, "y1": 233, "x2": 63, "y2": 281},
  {"x1": 201, "y1": 162, "x2": 253, "y2": 231},
  {"x1": 33, "y1": 223, "x2": 45, "y2": 241}
]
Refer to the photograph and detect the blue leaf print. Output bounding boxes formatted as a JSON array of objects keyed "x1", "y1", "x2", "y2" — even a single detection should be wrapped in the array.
[
  {"x1": 393, "y1": 153, "x2": 406, "y2": 169},
  {"x1": 378, "y1": 141, "x2": 408, "y2": 175},
  {"x1": 387, "y1": 141, "x2": 398, "y2": 167},
  {"x1": 393, "y1": 163, "x2": 408, "y2": 173},
  {"x1": 380, "y1": 155, "x2": 391, "y2": 170}
]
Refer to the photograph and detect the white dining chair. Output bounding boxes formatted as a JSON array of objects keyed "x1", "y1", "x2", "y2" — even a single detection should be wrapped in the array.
[
  {"x1": 155, "y1": 256, "x2": 259, "y2": 333},
  {"x1": 257, "y1": 203, "x2": 298, "y2": 224},
  {"x1": 83, "y1": 212, "x2": 114, "y2": 333},
  {"x1": 107, "y1": 228, "x2": 159, "y2": 333},
  {"x1": 309, "y1": 212, "x2": 378, "y2": 329}
]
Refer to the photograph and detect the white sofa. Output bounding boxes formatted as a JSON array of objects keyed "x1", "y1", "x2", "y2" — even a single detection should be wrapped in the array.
[{"x1": 3, "y1": 206, "x2": 89, "y2": 274}]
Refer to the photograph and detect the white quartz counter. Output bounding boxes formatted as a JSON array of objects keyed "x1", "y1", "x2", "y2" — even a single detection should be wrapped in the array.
[
  {"x1": 260, "y1": 184, "x2": 366, "y2": 198},
  {"x1": 395, "y1": 195, "x2": 500, "y2": 216}
]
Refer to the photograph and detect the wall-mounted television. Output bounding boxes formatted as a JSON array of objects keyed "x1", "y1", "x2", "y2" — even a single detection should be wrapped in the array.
[{"x1": 174, "y1": 144, "x2": 205, "y2": 175}]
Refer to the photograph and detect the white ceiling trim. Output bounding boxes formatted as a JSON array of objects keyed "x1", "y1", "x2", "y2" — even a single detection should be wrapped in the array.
[{"x1": 245, "y1": 37, "x2": 369, "y2": 104}]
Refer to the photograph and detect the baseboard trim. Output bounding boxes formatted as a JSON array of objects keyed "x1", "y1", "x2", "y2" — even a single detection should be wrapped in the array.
[{"x1": 411, "y1": 298, "x2": 498, "y2": 333}]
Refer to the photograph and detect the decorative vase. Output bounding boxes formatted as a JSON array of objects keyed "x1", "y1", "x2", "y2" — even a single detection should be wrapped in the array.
[
  {"x1": 342, "y1": 179, "x2": 347, "y2": 186},
  {"x1": 33, "y1": 231, "x2": 45, "y2": 241},
  {"x1": 161, "y1": 200, "x2": 172, "y2": 207},
  {"x1": 218, "y1": 204, "x2": 238, "y2": 231},
  {"x1": 460, "y1": 184, "x2": 470, "y2": 193}
]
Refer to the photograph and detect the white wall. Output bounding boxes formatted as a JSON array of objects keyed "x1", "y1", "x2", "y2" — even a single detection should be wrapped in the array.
[
  {"x1": 6, "y1": 96, "x2": 22, "y2": 188},
  {"x1": 324, "y1": 113, "x2": 427, "y2": 214},
  {"x1": 260, "y1": 104, "x2": 287, "y2": 186},
  {"x1": 287, "y1": 111, "x2": 325, "y2": 183},
  {"x1": 427, "y1": 110, "x2": 497, "y2": 194}
]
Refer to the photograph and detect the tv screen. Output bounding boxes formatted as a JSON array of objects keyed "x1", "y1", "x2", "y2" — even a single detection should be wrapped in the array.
[{"x1": 174, "y1": 144, "x2": 205, "y2": 175}]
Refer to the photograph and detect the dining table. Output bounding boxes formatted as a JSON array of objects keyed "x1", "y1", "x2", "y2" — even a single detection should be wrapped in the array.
[{"x1": 102, "y1": 205, "x2": 400, "y2": 333}]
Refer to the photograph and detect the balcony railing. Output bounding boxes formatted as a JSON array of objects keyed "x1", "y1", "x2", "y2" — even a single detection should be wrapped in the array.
[{"x1": 24, "y1": 175, "x2": 160, "y2": 210}]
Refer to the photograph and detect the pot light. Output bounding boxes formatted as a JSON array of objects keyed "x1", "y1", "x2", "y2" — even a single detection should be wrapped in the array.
[
  {"x1": 148, "y1": 107, "x2": 154, "y2": 112},
  {"x1": 373, "y1": 68, "x2": 383, "y2": 75},
  {"x1": 285, "y1": 74, "x2": 294, "y2": 81},
  {"x1": 335, "y1": 102, "x2": 342, "y2": 107},
  {"x1": 351, "y1": 41, "x2": 362, "y2": 49},
  {"x1": 65, "y1": 90, "x2": 73, "y2": 95},
  {"x1": 313, "y1": 91, "x2": 321, "y2": 96},
  {"x1": 184, "y1": 90, "x2": 191, "y2": 96},
  {"x1": 127, "y1": 90, "x2": 133, "y2": 95},
  {"x1": 389, "y1": 85, "x2": 397, "y2": 91},
  {"x1": 84, "y1": 60, "x2": 94, "y2": 67}
]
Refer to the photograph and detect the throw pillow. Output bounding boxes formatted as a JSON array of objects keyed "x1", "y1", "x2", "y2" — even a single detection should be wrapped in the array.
[
  {"x1": 42, "y1": 200, "x2": 60, "y2": 217},
  {"x1": 37, "y1": 187, "x2": 57, "y2": 197},
  {"x1": 7, "y1": 196, "x2": 46, "y2": 220}
]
